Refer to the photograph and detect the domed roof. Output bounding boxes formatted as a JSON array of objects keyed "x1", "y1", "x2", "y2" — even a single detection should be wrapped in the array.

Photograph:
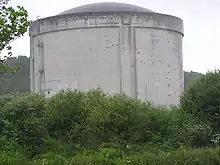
[{"x1": 59, "y1": 2, "x2": 154, "y2": 15}]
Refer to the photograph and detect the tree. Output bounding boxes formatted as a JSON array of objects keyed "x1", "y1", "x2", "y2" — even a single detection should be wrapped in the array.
[
  {"x1": 0, "y1": 0, "x2": 30, "y2": 73},
  {"x1": 184, "y1": 71, "x2": 203, "y2": 91},
  {"x1": 180, "y1": 70, "x2": 220, "y2": 132}
]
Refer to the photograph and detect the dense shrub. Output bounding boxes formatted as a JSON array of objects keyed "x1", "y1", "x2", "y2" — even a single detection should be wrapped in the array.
[
  {"x1": 180, "y1": 70, "x2": 220, "y2": 132},
  {"x1": 46, "y1": 90, "x2": 89, "y2": 144},
  {"x1": 133, "y1": 147, "x2": 220, "y2": 165},
  {"x1": 0, "y1": 87, "x2": 219, "y2": 164},
  {"x1": 0, "y1": 92, "x2": 20, "y2": 109},
  {"x1": 84, "y1": 92, "x2": 161, "y2": 145},
  {"x1": 1, "y1": 93, "x2": 48, "y2": 156}
]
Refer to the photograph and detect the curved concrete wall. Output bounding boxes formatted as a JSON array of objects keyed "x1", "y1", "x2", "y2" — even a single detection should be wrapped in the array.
[{"x1": 29, "y1": 12, "x2": 184, "y2": 106}]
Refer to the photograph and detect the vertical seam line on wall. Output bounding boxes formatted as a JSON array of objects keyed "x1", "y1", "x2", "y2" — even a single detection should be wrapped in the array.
[
  {"x1": 118, "y1": 16, "x2": 123, "y2": 93},
  {"x1": 133, "y1": 26, "x2": 138, "y2": 99}
]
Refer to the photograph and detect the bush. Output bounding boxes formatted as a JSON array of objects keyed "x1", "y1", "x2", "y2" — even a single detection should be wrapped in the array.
[
  {"x1": 0, "y1": 88, "x2": 218, "y2": 164},
  {"x1": 161, "y1": 148, "x2": 220, "y2": 165},
  {"x1": 45, "y1": 90, "x2": 89, "y2": 146},
  {"x1": 1, "y1": 93, "x2": 48, "y2": 156},
  {"x1": 180, "y1": 70, "x2": 220, "y2": 134},
  {"x1": 0, "y1": 92, "x2": 20, "y2": 111},
  {"x1": 84, "y1": 91, "x2": 177, "y2": 146},
  {"x1": 166, "y1": 108, "x2": 214, "y2": 148},
  {"x1": 0, "y1": 152, "x2": 29, "y2": 165}
]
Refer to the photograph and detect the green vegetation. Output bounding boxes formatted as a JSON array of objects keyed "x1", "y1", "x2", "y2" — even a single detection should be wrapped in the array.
[
  {"x1": 184, "y1": 71, "x2": 203, "y2": 91},
  {"x1": 1, "y1": 1, "x2": 218, "y2": 164},
  {"x1": 0, "y1": 56, "x2": 30, "y2": 94},
  {"x1": 0, "y1": 68, "x2": 220, "y2": 165},
  {"x1": 181, "y1": 70, "x2": 220, "y2": 133},
  {"x1": 0, "y1": 0, "x2": 30, "y2": 73}
]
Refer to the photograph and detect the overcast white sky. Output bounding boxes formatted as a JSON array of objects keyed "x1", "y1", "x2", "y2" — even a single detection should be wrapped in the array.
[{"x1": 9, "y1": 0, "x2": 220, "y2": 73}]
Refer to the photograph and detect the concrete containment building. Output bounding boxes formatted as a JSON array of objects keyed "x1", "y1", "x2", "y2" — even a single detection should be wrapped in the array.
[{"x1": 29, "y1": 2, "x2": 184, "y2": 106}]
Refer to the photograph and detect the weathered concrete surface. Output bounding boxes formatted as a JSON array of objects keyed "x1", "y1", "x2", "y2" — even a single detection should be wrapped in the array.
[{"x1": 29, "y1": 11, "x2": 184, "y2": 106}]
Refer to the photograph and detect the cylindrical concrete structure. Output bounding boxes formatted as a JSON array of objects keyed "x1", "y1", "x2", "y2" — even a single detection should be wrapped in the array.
[{"x1": 29, "y1": 2, "x2": 184, "y2": 106}]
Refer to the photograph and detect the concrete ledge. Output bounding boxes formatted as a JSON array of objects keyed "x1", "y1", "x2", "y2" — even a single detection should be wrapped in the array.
[{"x1": 29, "y1": 12, "x2": 184, "y2": 37}]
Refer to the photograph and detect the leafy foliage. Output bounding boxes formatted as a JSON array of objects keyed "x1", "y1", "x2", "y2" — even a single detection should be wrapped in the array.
[
  {"x1": 1, "y1": 93, "x2": 48, "y2": 156},
  {"x1": 181, "y1": 70, "x2": 220, "y2": 132},
  {"x1": 0, "y1": 1, "x2": 216, "y2": 164},
  {"x1": 184, "y1": 71, "x2": 203, "y2": 91},
  {"x1": 0, "y1": 53, "x2": 215, "y2": 165},
  {"x1": 0, "y1": 0, "x2": 30, "y2": 73},
  {"x1": 0, "y1": 88, "x2": 219, "y2": 164}
]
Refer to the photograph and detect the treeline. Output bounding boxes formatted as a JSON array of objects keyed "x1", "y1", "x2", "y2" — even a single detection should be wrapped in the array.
[
  {"x1": 0, "y1": 70, "x2": 220, "y2": 164},
  {"x1": 0, "y1": 56, "x2": 30, "y2": 94},
  {"x1": 184, "y1": 70, "x2": 203, "y2": 90},
  {"x1": 0, "y1": 56, "x2": 202, "y2": 94}
]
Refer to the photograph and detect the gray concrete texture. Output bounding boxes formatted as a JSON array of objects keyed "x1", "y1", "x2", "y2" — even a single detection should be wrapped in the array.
[{"x1": 29, "y1": 2, "x2": 184, "y2": 106}]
